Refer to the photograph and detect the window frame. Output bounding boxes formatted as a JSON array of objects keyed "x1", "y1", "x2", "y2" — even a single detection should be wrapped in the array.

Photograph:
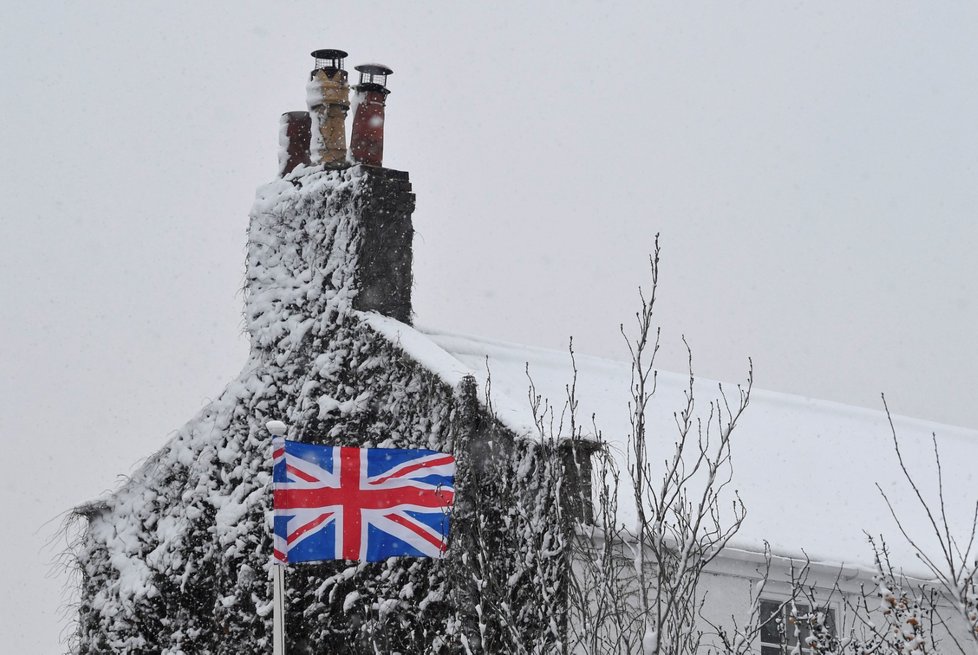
[{"x1": 758, "y1": 597, "x2": 837, "y2": 655}]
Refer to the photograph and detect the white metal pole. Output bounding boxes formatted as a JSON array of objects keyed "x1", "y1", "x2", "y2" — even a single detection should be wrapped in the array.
[
  {"x1": 272, "y1": 563, "x2": 286, "y2": 655},
  {"x1": 268, "y1": 419, "x2": 289, "y2": 655}
]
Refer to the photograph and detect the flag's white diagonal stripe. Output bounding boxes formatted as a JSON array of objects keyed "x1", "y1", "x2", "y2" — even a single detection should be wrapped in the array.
[
  {"x1": 386, "y1": 508, "x2": 449, "y2": 544},
  {"x1": 286, "y1": 509, "x2": 338, "y2": 551},
  {"x1": 364, "y1": 452, "x2": 443, "y2": 481},
  {"x1": 366, "y1": 463, "x2": 456, "y2": 489},
  {"x1": 366, "y1": 479, "x2": 455, "y2": 494},
  {"x1": 282, "y1": 452, "x2": 339, "y2": 488},
  {"x1": 366, "y1": 454, "x2": 455, "y2": 485},
  {"x1": 367, "y1": 511, "x2": 446, "y2": 559}
]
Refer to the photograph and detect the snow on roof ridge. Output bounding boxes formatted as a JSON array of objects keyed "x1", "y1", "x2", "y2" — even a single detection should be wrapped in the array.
[
  {"x1": 361, "y1": 313, "x2": 473, "y2": 387},
  {"x1": 360, "y1": 313, "x2": 541, "y2": 437},
  {"x1": 420, "y1": 326, "x2": 978, "y2": 438},
  {"x1": 417, "y1": 325, "x2": 627, "y2": 372}
]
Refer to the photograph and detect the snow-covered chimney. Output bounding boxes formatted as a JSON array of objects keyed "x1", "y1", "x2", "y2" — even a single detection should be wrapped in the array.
[
  {"x1": 278, "y1": 111, "x2": 311, "y2": 177},
  {"x1": 248, "y1": 51, "x2": 414, "y2": 337},
  {"x1": 350, "y1": 64, "x2": 393, "y2": 167},
  {"x1": 307, "y1": 49, "x2": 350, "y2": 167}
]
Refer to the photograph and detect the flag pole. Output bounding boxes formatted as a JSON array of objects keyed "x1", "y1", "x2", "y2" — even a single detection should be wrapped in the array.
[
  {"x1": 267, "y1": 419, "x2": 289, "y2": 655},
  {"x1": 272, "y1": 562, "x2": 286, "y2": 655}
]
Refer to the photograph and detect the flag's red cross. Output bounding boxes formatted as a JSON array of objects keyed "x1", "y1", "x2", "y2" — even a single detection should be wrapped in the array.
[{"x1": 274, "y1": 446, "x2": 455, "y2": 560}]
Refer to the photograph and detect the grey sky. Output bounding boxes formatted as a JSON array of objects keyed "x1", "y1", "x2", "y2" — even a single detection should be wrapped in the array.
[{"x1": 2, "y1": 2, "x2": 977, "y2": 650}]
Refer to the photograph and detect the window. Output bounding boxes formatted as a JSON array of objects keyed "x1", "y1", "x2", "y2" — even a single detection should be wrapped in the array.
[{"x1": 759, "y1": 599, "x2": 836, "y2": 655}]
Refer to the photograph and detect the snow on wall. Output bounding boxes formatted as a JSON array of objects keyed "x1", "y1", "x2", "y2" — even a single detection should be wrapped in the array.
[
  {"x1": 245, "y1": 166, "x2": 362, "y2": 353},
  {"x1": 72, "y1": 167, "x2": 569, "y2": 654},
  {"x1": 73, "y1": 168, "x2": 457, "y2": 654}
]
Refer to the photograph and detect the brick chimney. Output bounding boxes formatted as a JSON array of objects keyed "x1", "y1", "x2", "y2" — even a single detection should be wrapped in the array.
[
  {"x1": 351, "y1": 168, "x2": 414, "y2": 322},
  {"x1": 248, "y1": 51, "x2": 415, "y2": 349},
  {"x1": 278, "y1": 111, "x2": 311, "y2": 176},
  {"x1": 246, "y1": 166, "x2": 416, "y2": 352}
]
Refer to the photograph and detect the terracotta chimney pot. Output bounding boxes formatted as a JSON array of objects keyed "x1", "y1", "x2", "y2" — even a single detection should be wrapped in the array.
[{"x1": 350, "y1": 63, "x2": 393, "y2": 167}]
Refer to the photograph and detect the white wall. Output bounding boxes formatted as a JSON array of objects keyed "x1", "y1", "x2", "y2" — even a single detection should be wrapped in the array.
[{"x1": 569, "y1": 543, "x2": 972, "y2": 653}]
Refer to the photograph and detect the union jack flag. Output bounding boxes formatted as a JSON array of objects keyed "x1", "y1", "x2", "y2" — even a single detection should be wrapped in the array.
[{"x1": 272, "y1": 438, "x2": 455, "y2": 563}]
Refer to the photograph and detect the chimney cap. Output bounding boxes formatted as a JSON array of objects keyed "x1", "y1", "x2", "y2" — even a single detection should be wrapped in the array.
[
  {"x1": 355, "y1": 63, "x2": 393, "y2": 77},
  {"x1": 311, "y1": 49, "x2": 348, "y2": 71},
  {"x1": 311, "y1": 48, "x2": 348, "y2": 60}
]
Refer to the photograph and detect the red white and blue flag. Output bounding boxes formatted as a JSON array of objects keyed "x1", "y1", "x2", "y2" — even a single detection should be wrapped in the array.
[{"x1": 272, "y1": 439, "x2": 455, "y2": 563}]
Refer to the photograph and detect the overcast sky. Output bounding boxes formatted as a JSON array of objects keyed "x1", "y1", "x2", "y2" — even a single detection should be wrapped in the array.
[{"x1": 2, "y1": 2, "x2": 978, "y2": 651}]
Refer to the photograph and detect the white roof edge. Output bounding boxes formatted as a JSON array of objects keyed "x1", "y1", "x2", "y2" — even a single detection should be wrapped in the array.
[
  {"x1": 419, "y1": 325, "x2": 978, "y2": 438},
  {"x1": 580, "y1": 528, "x2": 879, "y2": 581}
]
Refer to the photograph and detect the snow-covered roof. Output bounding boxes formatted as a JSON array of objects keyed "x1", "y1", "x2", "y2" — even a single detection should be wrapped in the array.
[{"x1": 364, "y1": 313, "x2": 978, "y2": 575}]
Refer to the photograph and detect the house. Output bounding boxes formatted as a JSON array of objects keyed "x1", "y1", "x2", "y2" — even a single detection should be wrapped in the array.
[
  {"x1": 422, "y1": 328, "x2": 978, "y2": 653},
  {"x1": 72, "y1": 50, "x2": 978, "y2": 654}
]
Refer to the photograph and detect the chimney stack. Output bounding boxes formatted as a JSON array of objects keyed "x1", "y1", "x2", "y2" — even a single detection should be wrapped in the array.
[
  {"x1": 278, "y1": 111, "x2": 311, "y2": 177},
  {"x1": 350, "y1": 64, "x2": 393, "y2": 167},
  {"x1": 307, "y1": 49, "x2": 350, "y2": 167}
]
